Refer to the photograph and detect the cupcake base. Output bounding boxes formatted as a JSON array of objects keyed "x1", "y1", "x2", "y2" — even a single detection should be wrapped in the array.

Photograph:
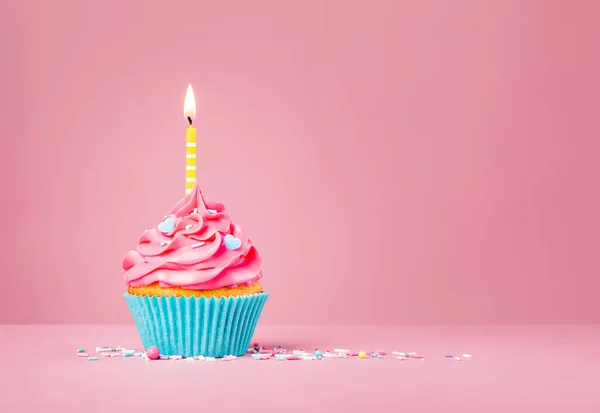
[{"x1": 124, "y1": 292, "x2": 268, "y2": 358}]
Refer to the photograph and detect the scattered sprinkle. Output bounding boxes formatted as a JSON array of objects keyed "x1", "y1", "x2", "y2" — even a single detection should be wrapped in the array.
[
  {"x1": 87, "y1": 357, "x2": 98, "y2": 361},
  {"x1": 191, "y1": 242, "x2": 205, "y2": 249},
  {"x1": 77, "y1": 348, "x2": 85, "y2": 353},
  {"x1": 185, "y1": 224, "x2": 193, "y2": 230},
  {"x1": 76, "y1": 353, "x2": 89, "y2": 357},
  {"x1": 207, "y1": 209, "x2": 217, "y2": 214},
  {"x1": 445, "y1": 353, "x2": 453, "y2": 358},
  {"x1": 462, "y1": 354, "x2": 472, "y2": 358},
  {"x1": 193, "y1": 208, "x2": 198, "y2": 214},
  {"x1": 454, "y1": 357, "x2": 462, "y2": 361},
  {"x1": 160, "y1": 240, "x2": 169, "y2": 246}
]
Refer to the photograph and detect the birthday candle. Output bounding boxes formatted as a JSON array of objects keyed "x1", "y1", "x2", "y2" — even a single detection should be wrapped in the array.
[{"x1": 184, "y1": 84, "x2": 197, "y2": 195}]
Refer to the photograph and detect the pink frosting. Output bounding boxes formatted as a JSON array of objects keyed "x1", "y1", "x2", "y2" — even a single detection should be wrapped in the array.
[{"x1": 123, "y1": 185, "x2": 263, "y2": 290}]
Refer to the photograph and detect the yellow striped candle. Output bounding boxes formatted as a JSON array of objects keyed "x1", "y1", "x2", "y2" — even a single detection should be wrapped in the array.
[{"x1": 184, "y1": 84, "x2": 197, "y2": 195}]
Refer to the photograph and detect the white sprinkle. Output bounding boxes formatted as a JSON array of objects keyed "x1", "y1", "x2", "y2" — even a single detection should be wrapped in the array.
[
  {"x1": 169, "y1": 355, "x2": 183, "y2": 360},
  {"x1": 160, "y1": 240, "x2": 169, "y2": 246},
  {"x1": 454, "y1": 357, "x2": 462, "y2": 361},
  {"x1": 323, "y1": 352, "x2": 338, "y2": 358},
  {"x1": 191, "y1": 242, "x2": 205, "y2": 249},
  {"x1": 301, "y1": 355, "x2": 318, "y2": 360},
  {"x1": 101, "y1": 352, "x2": 112, "y2": 357},
  {"x1": 393, "y1": 351, "x2": 409, "y2": 357},
  {"x1": 462, "y1": 353, "x2": 472, "y2": 358},
  {"x1": 193, "y1": 208, "x2": 198, "y2": 214},
  {"x1": 207, "y1": 209, "x2": 217, "y2": 214},
  {"x1": 396, "y1": 356, "x2": 407, "y2": 360},
  {"x1": 194, "y1": 356, "x2": 206, "y2": 361},
  {"x1": 159, "y1": 355, "x2": 169, "y2": 360},
  {"x1": 408, "y1": 352, "x2": 416, "y2": 356},
  {"x1": 109, "y1": 353, "x2": 122, "y2": 357},
  {"x1": 222, "y1": 355, "x2": 237, "y2": 361},
  {"x1": 334, "y1": 349, "x2": 350, "y2": 353},
  {"x1": 186, "y1": 357, "x2": 195, "y2": 361},
  {"x1": 204, "y1": 357, "x2": 216, "y2": 362},
  {"x1": 292, "y1": 350, "x2": 309, "y2": 356},
  {"x1": 185, "y1": 224, "x2": 193, "y2": 230}
]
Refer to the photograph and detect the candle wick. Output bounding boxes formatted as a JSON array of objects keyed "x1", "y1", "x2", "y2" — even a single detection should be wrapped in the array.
[{"x1": 187, "y1": 116, "x2": 193, "y2": 125}]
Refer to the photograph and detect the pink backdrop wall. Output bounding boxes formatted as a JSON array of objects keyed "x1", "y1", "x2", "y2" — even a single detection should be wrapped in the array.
[{"x1": 1, "y1": 0, "x2": 598, "y2": 324}]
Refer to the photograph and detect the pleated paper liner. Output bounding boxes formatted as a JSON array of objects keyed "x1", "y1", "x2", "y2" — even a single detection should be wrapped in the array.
[{"x1": 124, "y1": 292, "x2": 268, "y2": 357}]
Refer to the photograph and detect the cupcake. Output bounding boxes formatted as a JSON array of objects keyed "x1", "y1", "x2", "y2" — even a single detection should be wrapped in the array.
[{"x1": 122, "y1": 184, "x2": 267, "y2": 357}]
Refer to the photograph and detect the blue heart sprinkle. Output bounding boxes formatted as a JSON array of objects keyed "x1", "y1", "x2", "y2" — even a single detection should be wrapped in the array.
[
  {"x1": 158, "y1": 217, "x2": 175, "y2": 234},
  {"x1": 224, "y1": 234, "x2": 242, "y2": 250}
]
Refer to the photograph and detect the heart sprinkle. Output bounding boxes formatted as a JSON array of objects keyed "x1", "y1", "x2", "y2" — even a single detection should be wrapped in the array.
[
  {"x1": 224, "y1": 234, "x2": 242, "y2": 250},
  {"x1": 158, "y1": 217, "x2": 175, "y2": 234}
]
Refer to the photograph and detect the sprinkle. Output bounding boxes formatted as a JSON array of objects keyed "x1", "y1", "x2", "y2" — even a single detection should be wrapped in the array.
[
  {"x1": 186, "y1": 357, "x2": 195, "y2": 361},
  {"x1": 76, "y1": 353, "x2": 89, "y2": 357},
  {"x1": 302, "y1": 356, "x2": 318, "y2": 360},
  {"x1": 410, "y1": 354, "x2": 424, "y2": 359},
  {"x1": 77, "y1": 348, "x2": 85, "y2": 353},
  {"x1": 276, "y1": 355, "x2": 287, "y2": 361},
  {"x1": 96, "y1": 346, "x2": 116, "y2": 352},
  {"x1": 396, "y1": 356, "x2": 407, "y2": 360},
  {"x1": 292, "y1": 350, "x2": 308, "y2": 356},
  {"x1": 392, "y1": 351, "x2": 408, "y2": 357},
  {"x1": 444, "y1": 353, "x2": 453, "y2": 358},
  {"x1": 222, "y1": 355, "x2": 237, "y2": 361},
  {"x1": 194, "y1": 356, "x2": 206, "y2": 361},
  {"x1": 205, "y1": 357, "x2": 216, "y2": 362},
  {"x1": 109, "y1": 353, "x2": 122, "y2": 357},
  {"x1": 101, "y1": 352, "x2": 112, "y2": 357},
  {"x1": 160, "y1": 240, "x2": 169, "y2": 246},
  {"x1": 169, "y1": 355, "x2": 183, "y2": 360},
  {"x1": 358, "y1": 351, "x2": 367, "y2": 359},
  {"x1": 454, "y1": 357, "x2": 462, "y2": 361},
  {"x1": 207, "y1": 209, "x2": 217, "y2": 214},
  {"x1": 339, "y1": 353, "x2": 348, "y2": 359},
  {"x1": 159, "y1": 355, "x2": 170, "y2": 360},
  {"x1": 87, "y1": 357, "x2": 98, "y2": 361},
  {"x1": 185, "y1": 224, "x2": 193, "y2": 230},
  {"x1": 462, "y1": 354, "x2": 472, "y2": 358},
  {"x1": 191, "y1": 242, "x2": 205, "y2": 249},
  {"x1": 334, "y1": 349, "x2": 350, "y2": 353},
  {"x1": 371, "y1": 352, "x2": 379, "y2": 358},
  {"x1": 193, "y1": 208, "x2": 198, "y2": 214}
]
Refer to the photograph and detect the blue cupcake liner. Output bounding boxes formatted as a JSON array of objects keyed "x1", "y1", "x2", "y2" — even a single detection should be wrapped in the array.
[{"x1": 123, "y1": 292, "x2": 268, "y2": 358}]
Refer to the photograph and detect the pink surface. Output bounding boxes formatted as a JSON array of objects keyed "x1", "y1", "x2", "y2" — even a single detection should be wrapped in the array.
[
  {"x1": 1, "y1": 0, "x2": 600, "y2": 324},
  {"x1": 1, "y1": 324, "x2": 599, "y2": 412}
]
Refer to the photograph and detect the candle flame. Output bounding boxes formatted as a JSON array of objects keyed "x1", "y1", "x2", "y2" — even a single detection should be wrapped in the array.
[{"x1": 184, "y1": 84, "x2": 196, "y2": 120}]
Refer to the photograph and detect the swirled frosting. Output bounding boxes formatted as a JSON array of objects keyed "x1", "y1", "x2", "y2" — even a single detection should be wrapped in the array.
[{"x1": 123, "y1": 185, "x2": 263, "y2": 290}]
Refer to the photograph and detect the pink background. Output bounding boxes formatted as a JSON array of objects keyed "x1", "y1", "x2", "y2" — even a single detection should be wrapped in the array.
[{"x1": 1, "y1": 0, "x2": 599, "y2": 324}]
